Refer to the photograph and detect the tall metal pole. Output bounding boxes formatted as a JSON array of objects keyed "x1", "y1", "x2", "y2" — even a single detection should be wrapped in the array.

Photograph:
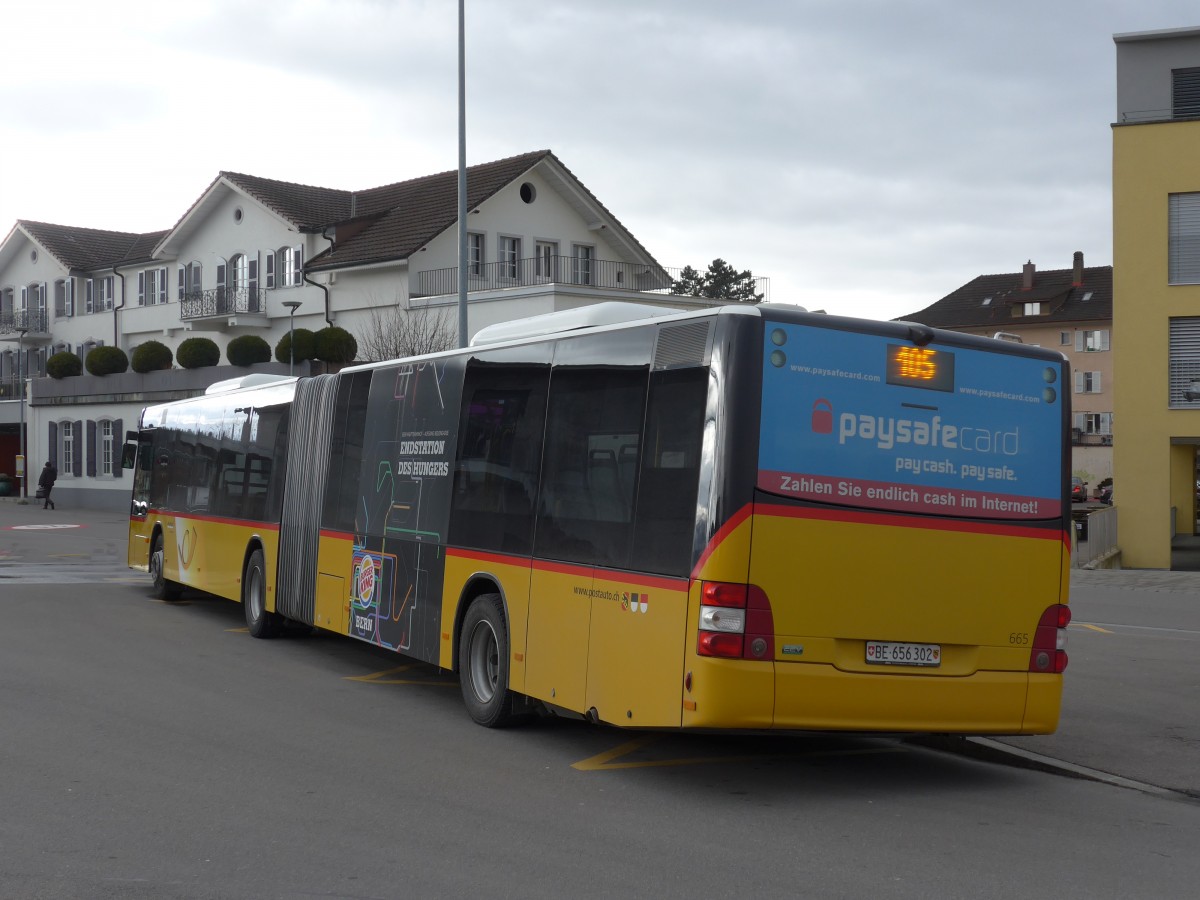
[
  {"x1": 457, "y1": 0, "x2": 468, "y2": 348},
  {"x1": 283, "y1": 300, "x2": 302, "y2": 376},
  {"x1": 17, "y1": 327, "x2": 27, "y2": 502}
]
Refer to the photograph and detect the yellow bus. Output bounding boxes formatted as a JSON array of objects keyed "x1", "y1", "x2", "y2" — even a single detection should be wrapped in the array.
[{"x1": 126, "y1": 303, "x2": 1071, "y2": 732}]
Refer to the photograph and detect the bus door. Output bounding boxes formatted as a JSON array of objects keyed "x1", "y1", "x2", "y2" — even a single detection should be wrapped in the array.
[{"x1": 125, "y1": 429, "x2": 154, "y2": 569}]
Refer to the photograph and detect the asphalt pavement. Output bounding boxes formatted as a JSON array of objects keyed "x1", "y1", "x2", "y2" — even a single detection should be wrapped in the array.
[{"x1": 2, "y1": 495, "x2": 1196, "y2": 801}]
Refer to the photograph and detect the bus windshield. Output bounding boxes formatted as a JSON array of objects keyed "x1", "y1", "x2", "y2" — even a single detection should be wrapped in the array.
[{"x1": 758, "y1": 322, "x2": 1065, "y2": 520}]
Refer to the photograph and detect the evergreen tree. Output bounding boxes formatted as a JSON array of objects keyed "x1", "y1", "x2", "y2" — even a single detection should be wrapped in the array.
[{"x1": 672, "y1": 258, "x2": 763, "y2": 303}]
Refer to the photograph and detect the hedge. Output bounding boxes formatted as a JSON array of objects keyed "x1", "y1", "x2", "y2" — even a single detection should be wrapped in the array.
[
  {"x1": 275, "y1": 327, "x2": 316, "y2": 364},
  {"x1": 131, "y1": 340, "x2": 173, "y2": 373},
  {"x1": 177, "y1": 337, "x2": 221, "y2": 369},
  {"x1": 226, "y1": 334, "x2": 272, "y2": 367},
  {"x1": 47, "y1": 351, "x2": 83, "y2": 379},
  {"x1": 85, "y1": 346, "x2": 130, "y2": 376}
]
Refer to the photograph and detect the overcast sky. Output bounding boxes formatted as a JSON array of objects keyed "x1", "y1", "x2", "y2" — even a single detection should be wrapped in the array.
[{"x1": 1, "y1": 0, "x2": 1197, "y2": 321}]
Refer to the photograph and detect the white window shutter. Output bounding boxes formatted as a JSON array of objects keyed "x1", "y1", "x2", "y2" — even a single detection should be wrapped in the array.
[
  {"x1": 1074, "y1": 371, "x2": 1084, "y2": 393},
  {"x1": 1094, "y1": 372, "x2": 1102, "y2": 392}
]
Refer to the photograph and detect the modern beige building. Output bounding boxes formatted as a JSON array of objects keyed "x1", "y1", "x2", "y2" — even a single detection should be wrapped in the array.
[
  {"x1": 1113, "y1": 27, "x2": 1200, "y2": 568},
  {"x1": 901, "y1": 254, "x2": 1113, "y2": 491}
]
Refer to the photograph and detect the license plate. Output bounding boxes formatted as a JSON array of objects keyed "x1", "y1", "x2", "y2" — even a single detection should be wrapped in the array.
[{"x1": 865, "y1": 640, "x2": 941, "y2": 667}]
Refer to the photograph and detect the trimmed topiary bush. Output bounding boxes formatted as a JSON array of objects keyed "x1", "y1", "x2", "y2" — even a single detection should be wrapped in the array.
[
  {"x1": 85, "y1": 346, "x2": 130, "y2": 376},
  {"x1": 275, "y1": 327, "x2": 316, "y2": 364},
  {"x1": 226, "y1": 334, "x2": 272, "y2": 367},
  {"x1": 177, "y1": 337, "x2": 221, "y2": 369},
  {"x1": 314, "y1": 326, "x2": 358, "y2": 364},
  {"x1": 47, "y1": 351, "x2": 83, "y2": 379},
  {"x1": 131, "y1": 340, "x2": 173, "y2": 373}
]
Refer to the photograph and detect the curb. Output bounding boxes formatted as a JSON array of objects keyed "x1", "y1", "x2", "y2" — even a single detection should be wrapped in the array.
[{"x1": 908, "y1": 734, "x2": 1198, "y2": 803}]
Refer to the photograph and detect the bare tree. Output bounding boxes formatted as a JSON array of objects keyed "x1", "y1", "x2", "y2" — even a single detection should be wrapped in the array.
[{"x1": 357, "y1": 301, "x2": 457, "y2": 363}]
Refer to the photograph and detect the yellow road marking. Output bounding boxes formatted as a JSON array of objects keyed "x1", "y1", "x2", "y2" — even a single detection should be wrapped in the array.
[
  {"x1": 346, "y1": 664, "x2": 455, "y2": 686},
  {"x1": 1076, "y1": 623, "x2": 1113, "y2": 633},
  {"x1": 572, "y1": 736, "x2": 903, "y2": 771}
]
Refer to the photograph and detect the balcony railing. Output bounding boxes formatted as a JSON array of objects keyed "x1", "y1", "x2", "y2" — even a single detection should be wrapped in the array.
[
  {"x1": 180, "y1": 288, "x2": 267, "y2": 320},
  {"x1": 0, "y1": 309, "x2": 50, "y2": 335},
  {"x1": 0, "y1": 374, "x2": 23, "y2": 399},
  {"x1": 1119, "y1": 106, "x2": 1200, "y2": 124},
  {"x1": 1071, "y1": 430, "x2": 1113, "y2": 447},
  {"x1": 412, "y1": 256, "x2": 770, "y2": 303}
]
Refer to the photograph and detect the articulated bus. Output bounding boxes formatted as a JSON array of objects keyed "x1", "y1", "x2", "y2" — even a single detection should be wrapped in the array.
[{"x1": 126, "y1": 302, "x2": 1071, "y2": 732}]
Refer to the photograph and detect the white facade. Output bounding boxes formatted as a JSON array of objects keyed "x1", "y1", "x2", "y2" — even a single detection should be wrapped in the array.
[{"x1": 0, "y1": 152, "x2": 740, "y2": 508}]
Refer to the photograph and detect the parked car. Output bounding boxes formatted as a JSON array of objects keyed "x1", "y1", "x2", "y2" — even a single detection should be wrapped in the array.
[
  {"x1": 1099, "y1": 482, "x2": 1113, "y2": 505},
  {"x1": 1071, "y1": 476, "x2": 1087, "y2": 502}
]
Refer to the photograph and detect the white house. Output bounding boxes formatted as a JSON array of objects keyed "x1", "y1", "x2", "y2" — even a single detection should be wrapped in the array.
[{"x1": 0, "y1": 150, "x2": 763, "y2": 509}]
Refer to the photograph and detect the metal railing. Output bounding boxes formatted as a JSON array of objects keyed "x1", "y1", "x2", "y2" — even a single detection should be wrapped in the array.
[
  {"x1": 1071, "y1": 431, "x2": 1113, "y2": 447},
  {"x1": 1119, "y1": 107, "x2": 1200, "y2": 124},
  {"x1": 412, "y1": 256, "x2": 770, "y2": 302},
  {"x1": 180, "y1": 287, "x2": 267, "y2": 320},
  {"x1": 0, "y1": 374, "x2": 24, "y2": 400},
  {"x1": 1074, "y1": 505, "x2": 1118, "y2": 568},
  {"x1": 0, "y1": 309, "x2": 50, "y2": 334}
]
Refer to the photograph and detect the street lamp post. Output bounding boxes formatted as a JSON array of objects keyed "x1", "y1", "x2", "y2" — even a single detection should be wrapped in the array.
[
  {"x1": 282, "y1": 301, "x2": 302, "y2": 376},
  {"x1": 16, "y1": 325, "x2": 28, "y2": 503}
]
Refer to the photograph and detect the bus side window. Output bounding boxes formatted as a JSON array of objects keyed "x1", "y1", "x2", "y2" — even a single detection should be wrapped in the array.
[
  {"x1": 630, "y1": 368, "x2": 708, "y2": 576},
  {"x1": 449, "y1": 363, "x2": 549, "y2": 555},
  {"x1": 536, "y1": 368, "x2": 646, "y2": 568}
]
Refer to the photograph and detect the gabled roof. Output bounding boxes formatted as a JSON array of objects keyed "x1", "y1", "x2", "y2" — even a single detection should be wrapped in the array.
[
  {"x1": 13, "y1": 221, "x2": 168, "y2": 272},
  {"x1": 301, "y1": 150, "x2": 556, "y2": 270},
  {"x1": 215, "y1": 149, "x2": 660, "y2": 273},
  {"x1": 899, "y1": 259, "x2": 1113, "y2": 328}
]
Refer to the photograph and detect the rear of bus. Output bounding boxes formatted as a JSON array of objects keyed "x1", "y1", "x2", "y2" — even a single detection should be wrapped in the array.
[{"x1": 685, "y1": 312, "x2": 1070, "y2": 734}]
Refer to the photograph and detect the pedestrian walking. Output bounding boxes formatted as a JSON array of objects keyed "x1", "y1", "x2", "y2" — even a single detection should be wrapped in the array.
[{"x1": 37, "y1": 461, "x2": 57, "y2": 510}]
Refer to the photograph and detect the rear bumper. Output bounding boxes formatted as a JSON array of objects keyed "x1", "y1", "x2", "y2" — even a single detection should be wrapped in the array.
[{"x1": 682, "y1": 658, "x2": 1063, "y2": 735}]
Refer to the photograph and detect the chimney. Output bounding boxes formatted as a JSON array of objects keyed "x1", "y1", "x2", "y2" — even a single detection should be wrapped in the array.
[
  {"x1": 1072, "y1": 250, "x2": 1084, "y2": 286},
  {"x1": 1022, "y1": 260, "x2": 1035, "y2": 290}
]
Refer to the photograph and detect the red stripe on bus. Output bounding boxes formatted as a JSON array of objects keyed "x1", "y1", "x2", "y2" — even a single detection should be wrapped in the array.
[
  {"x1": 592, "y1": 567, "x2": 688, "y2": 592},
  {"x1": 691, "y1": 504, "x2": 755, "y2": 578},
  {"x1": 146, "y1": 510, "x2": 281, "y2": 531},
  {"x1": 754, "y1": 502, "x2": 1065, "y2": 541}
]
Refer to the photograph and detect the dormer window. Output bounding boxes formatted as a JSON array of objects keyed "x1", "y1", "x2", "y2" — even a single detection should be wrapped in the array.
[{"x1": 1023, "y1": 302, "x2": 1042, "y2": 315}]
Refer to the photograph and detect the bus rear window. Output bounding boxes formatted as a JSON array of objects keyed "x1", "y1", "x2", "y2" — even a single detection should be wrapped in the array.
[{"x1": 758, "y1": 323, "x2": 1064, "y2": 520}]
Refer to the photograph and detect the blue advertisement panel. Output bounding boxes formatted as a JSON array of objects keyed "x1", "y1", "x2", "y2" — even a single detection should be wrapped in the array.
[{"x1": 758, "y1": 323, "x2": 1064, "y2": 520}]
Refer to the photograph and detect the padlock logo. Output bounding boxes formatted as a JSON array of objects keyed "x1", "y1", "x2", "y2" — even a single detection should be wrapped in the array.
[{"x1": 811, "y1": 399, "x2": 833, "y2": 434}]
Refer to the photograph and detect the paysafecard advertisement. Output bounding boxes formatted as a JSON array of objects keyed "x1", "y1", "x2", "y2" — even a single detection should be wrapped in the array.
[{"x1": 758, "y1": 323, "x2": 1063, "y2": 520}]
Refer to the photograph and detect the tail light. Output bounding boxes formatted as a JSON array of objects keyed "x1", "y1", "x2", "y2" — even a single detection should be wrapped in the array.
[
  {"x1": 1029, "y1": 604, "x2": 1071, "y2": 673},
  {"x1": 697, "y1": 581, "x2": 774, "y2": 660}
]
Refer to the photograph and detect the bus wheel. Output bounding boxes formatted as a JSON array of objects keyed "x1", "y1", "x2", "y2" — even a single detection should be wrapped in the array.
[
  {"x1": 150, "y1": 533, "x2": 182, "y2": 601},
  {"x1": 459, "y1": 593, "x2": 515, "y2": 727},
  {"x1": 244, "y1": 549, "x2": 280, "y2": 639}
]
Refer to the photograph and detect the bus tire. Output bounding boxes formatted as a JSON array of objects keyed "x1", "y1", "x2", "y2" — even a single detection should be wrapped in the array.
[
  {"x1": 244, "y1": 549, "x2": 281, "y2": 639},
  {"x1": 150, "y1": 532, "x2": 183, "y2": 601},
  {"x1": 459, "y1": 593, "x2": 516, "y2": 727}
]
